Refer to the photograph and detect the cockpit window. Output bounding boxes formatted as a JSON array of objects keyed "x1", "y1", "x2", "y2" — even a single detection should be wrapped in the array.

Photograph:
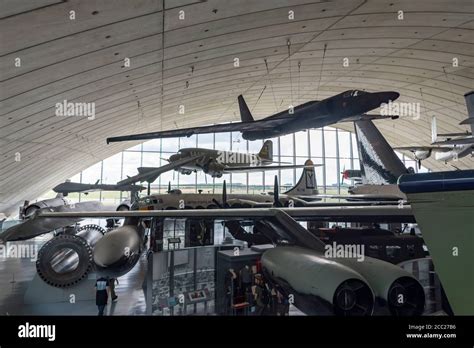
[{"x1": 343, "y1": 90, "x2": 367, "y2": 98}]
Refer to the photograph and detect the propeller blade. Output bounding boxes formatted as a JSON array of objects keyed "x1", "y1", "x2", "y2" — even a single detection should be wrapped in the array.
[
  {"x1": 273, "y1": 175, "x2": 282, "y2": 207},
  {"x1": 222, "y1": 180, "x2": 228, "y2": 208}
]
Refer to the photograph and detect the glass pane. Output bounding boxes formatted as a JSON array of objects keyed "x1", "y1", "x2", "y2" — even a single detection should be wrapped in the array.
[
  {"x1": 338, "y1": 131, "x2": 351, "y2": 158},
  {"x1": 248, "y1": 139, "x2": 263, "y2": 154},
  {"x1": 180, "y1": 135, "x2": 197, "y2": 149},
  {"x1": 324, "y1": 128, "x2": 337, "y2": 158},
  {"x1": 279, "y1": 134, "x2": 294, "y2": 156},
  {"x1": 142, "y1": 139, "x2": 161, "y2": 151},
  {"x1": 197, "y1": 134, "x2": 214, "y2": 148},
  {"x1": 295, "y1": 131, "x2": 308, "y2": 159},
  {"x1": 325, "y1": 158, "x2": 338, "y2": 191},
  {"x1": 231, "y1": 132, "x2": 246, "y2": 153},
  {"x1": 102, "y1": 153, "x2": 122, "y2": 184},
  {"x1": 231, "y1": 173, "x2": 247, "y2": 193},
  {"x1": 122, "y1": 152, "x2": 142, "y2": 179},
  {"x1": 264, "y1": 170, "x2": 278, "y2": 192},
  {"x1": 161, "y1": 137, "x2": 179, "y2": 155},
  {"x1": 214, "y1": 173, "x2": 231, "y2": 193},
  {"x1": 248, "y1": 172, "x2": 263, "y2": 194},
  {"x1": 280, "y1": 168, "x2": 294, "y2": 190},
  {"x1": 178, "y1": 172, "x2": 196, "y2": 189},
  {"x1": 309, "y1": 129, "x2": 323, "y2": 157},
  {"x1": 214, "y1": 133, "x2": 230, "y2": 151},
  {"x1": 351, "y1": 133, "x2": 359, "y2": 159},
  {"x1": 313, "y1": 163, "x2": 325, "y2": 190}
]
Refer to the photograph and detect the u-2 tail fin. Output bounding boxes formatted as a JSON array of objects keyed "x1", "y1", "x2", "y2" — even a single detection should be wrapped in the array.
[
  {"x1": 238, "y1": 95, "x2": 254, "y2": 122},
  {"x1": 284, "y1": 159, "x2": 318, "y2": 196},
  {"x1": 354, "y1": 120, "x2": 409, "y2": 185}
]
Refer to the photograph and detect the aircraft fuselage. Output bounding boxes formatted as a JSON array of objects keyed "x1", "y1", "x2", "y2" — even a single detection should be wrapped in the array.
[{"x1": 242, "y1": 90, "x2": 399, "y2": 140}]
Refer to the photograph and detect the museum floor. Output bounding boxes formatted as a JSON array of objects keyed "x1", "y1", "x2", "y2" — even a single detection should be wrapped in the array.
[{"x1": 0, "y1": 237, "x2": 146, "y2": 316}]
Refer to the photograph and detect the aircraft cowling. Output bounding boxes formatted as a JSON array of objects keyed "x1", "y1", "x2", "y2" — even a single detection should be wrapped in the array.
[
  {"x1": 92, "y1": 223, "x2": 143, "y2": 278},
  {"x1": 202, "y1": 160, "x2": 225, "y2": 178},
  {"x1": 22, "y1": 197, "x2": 69, "y2": 218},
  {"x1": 262, "y1": 246, "x2": 375, "y2": 316},
  {"x1": 414, "y1": 149, "x2": 431, "y2": 161},
  {"x1": 336, "y1": 256, "x2": 425, "y2": 316}
]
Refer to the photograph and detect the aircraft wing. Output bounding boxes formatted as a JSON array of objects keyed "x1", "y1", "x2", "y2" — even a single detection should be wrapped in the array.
[
  {"x1": 393, "y1": 146, "x2": 453, "y2": 153},
  {"x1": 1, "y1": 206, "x2": 415, "y2": 243},
  {"x1": 316, "y1": 193, "x2": 404, "y2": 202},
  {"x1": 431, "y1": 137, "x2": 474, "y2": 146},
  {"x1": 223, "y1": 163, "x2": 322, "y2": 173},
  {"x1": 437, "y1": 131, "x2": 472, "y2": 137},
  {"x1": 117, "y1": 155, "x2": 204, "y2": 185},
  {"x1": 341, "y1": 114, "x2": 399, "y2": 122},
  {"x1": 34, "y1": 206, "x2": 415, "y2": 222},
  {"x1": 460, "y1": 118, "x2": 474, "y2": 125},
  {"x1": 0, "y1": 201, "x2": 109, "y2": 243},
  {"x1": 106, "y1": 117, "x2": 292, "y2": 143}
]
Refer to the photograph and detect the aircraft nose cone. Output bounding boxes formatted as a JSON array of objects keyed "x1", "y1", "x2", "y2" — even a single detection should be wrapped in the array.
[{"x1": 379, "y1": 91, "x2": 400, "y2": 103}]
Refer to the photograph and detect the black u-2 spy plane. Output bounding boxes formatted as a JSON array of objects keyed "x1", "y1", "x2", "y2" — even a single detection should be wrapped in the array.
[{"x1": 106, "y1": 90, "x2": 399, "y2": 143}]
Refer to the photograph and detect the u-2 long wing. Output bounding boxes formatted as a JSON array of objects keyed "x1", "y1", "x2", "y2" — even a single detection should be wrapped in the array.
[
  {"x1": 223, "y1": 163, "x2": 322, "y2": 173},
  {"x1": 106, "y1": 117, "x2": 293, "y2": 144}
]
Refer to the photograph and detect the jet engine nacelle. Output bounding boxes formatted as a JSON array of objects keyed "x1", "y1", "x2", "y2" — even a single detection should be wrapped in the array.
[
  {"x1": 262, "y1": 246, "x2": 425, "y2": 316},
  {"x1": 116, "y1": 200, "x2": 131, "y2": 211},
  {"x1": 414, "y1": 149, "x2": 431, "y2": 161},
  {"x1": 21, "y1": 197, "x2": 69, "y2": 219},
  {"x1": 336, "y1": 257, "x2": 425, "y2": 316},
  {"x1": 262, "y1": 246, "x2": 375, "y2": 316}
]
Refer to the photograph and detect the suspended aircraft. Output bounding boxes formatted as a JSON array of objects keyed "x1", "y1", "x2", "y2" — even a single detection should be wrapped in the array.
[{"x1": 106, "y1": 90, "x2": 399, "y2": 143}]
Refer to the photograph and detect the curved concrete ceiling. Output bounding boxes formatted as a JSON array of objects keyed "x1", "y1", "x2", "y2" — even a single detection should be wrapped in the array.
[{"x1": 1, "y1": 0, "x2": 473, "y2": 216}]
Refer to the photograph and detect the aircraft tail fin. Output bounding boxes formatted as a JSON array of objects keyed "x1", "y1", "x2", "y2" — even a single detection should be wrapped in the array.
[
  {"x1": 284, "y1": 159, "x2": 318, "y2": 196},
  {"x1": 354, "y1": 120, "x2": 409, "y2": 185},
  {"x1": 258, "y1": 140, "x2": 273, "y2": 161},
  {"x1": 238, "y1": 95, "x2": 254, "y2": 122},
  {"x1": 464, "y1": 91, "x2": 474, "y2": 133}
]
